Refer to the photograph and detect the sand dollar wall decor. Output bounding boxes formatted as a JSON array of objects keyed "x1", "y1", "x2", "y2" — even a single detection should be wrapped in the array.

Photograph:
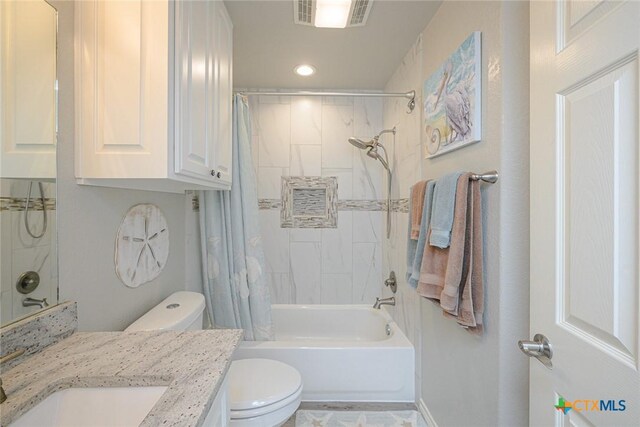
[{"x1": 115, "y1": 204, "x2": 169, "y2": 288}]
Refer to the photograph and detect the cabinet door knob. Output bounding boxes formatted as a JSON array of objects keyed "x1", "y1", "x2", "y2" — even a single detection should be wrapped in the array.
[
  {"x1": 216, "y1": 172, "x2": 221, "y2": 178},
  {"x1": 210, "y1": 170, "x2": 216, "y2": 176}
]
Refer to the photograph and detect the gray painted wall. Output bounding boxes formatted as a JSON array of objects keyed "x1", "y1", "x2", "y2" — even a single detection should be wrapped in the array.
[
  {"x1": 52, "y1": 0, "x2": 186, "y2": 332},
  {"x1": 384, "y1": 2, "x2": 530, "y2": 425}
]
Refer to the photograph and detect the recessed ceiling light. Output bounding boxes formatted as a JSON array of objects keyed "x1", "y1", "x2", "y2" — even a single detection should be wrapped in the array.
[
  {"x1": 294, "y1": 64, "x2": 316, "y2": 77},
  {"x1": 314, "y1": 0, "x2": 352, "y2": 28}
]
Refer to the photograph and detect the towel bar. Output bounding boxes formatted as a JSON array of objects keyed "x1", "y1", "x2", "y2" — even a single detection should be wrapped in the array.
[{"x1": 470, "y1": 170, "x2": 498, "y2": 183}]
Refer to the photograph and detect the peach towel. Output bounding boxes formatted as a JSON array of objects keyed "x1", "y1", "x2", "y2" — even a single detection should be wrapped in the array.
[
  {"x1": 417, "y1": 173, "x2": 484, "y2": 334},
  {"x1": 409, "y1": 181, "x2": 428, "y2": 240}
]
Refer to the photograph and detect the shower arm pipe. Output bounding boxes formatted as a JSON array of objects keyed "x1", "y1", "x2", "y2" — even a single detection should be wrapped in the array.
[
  {"x1": 235, "y1": 90, "x2": 417, "y2": 113},
  {"x1": 376, "y1": 128, "x2": 397, "y2": 139}
]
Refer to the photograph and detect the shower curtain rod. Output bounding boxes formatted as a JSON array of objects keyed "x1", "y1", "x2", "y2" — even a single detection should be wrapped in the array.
[{"x1": 236, "y1": 90, "x2": 417, "y2": 113}]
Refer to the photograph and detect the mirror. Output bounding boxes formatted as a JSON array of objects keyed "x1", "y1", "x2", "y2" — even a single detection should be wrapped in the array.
[{"x1": 0, "y1": 0, "x2": 58, "y2": 326}]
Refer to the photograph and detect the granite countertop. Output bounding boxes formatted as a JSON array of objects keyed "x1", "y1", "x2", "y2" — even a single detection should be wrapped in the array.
[{"x1": 0, "y1": 330, "x2": 243, "y2": 426}]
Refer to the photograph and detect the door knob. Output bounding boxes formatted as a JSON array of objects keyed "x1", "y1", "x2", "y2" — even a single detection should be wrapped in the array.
[{"x1": 518, "y1": 333, "x2": 553, "y2": 369}]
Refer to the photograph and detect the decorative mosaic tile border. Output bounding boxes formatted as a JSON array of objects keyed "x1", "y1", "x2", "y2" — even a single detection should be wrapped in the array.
[
  {"x1": 259, "y1": 198, "x2": 409, "y2": 212},
  {"x1": 193, "y1": 195, "x2": 410, "y2": 214},
  {"x1": 193, "y1": 196, "x2": 283, "y2": 212},
  {"x1": 0, "y1": 197, "x2": 56, "y2": 212},
  {"x1": 258, "y1": 199, "x2": 282, "y2": 210},
  {"x1": 189, "y1": 192, "x2": 200, "y2": 211},
  {"x1": 0, "y1": 302, "x2": 77, "y2": 370},
  {"x1": 391, "y1": 198, "x2": 410, "y2": 213},
  {"x1": 337, "y1": 200, "x2": 387, "y2": 211}
]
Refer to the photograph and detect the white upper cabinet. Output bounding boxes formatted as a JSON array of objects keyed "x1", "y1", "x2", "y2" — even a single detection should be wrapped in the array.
[
  {"x1": 0, "y1": 0, "x2": 57, "y2": 180},
  {"x1": 75, "y1": 0, "x2": 233, "y2": 193},
  {"x1": 212, "y1": 3, "x2": 233, "y2": 183}
]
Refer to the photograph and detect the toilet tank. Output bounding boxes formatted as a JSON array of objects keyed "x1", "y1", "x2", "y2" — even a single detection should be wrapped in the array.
[{"x1": 125, "y1": 291, "x2": 206, "y2": 332}]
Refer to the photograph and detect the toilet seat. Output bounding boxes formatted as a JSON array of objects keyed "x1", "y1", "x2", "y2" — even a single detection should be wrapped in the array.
[
  {"x1": 228, "y1": 359, "x2": 302, "y2": 426},
  {"x1": 230, "y1": 383, "x2": 302, "y2": 419}
]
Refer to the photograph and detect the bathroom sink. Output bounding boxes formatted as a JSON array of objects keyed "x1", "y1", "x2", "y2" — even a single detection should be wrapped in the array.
[{"x1": 9, "y1": 386, "x2": 168, "y2": 427}]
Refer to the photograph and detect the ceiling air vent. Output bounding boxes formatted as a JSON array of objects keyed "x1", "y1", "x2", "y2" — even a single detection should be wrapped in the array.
[
  {"x1": 349, "y1": 0, "x2": 372, "y2": 26},
  {"x1": 293, "y1": 0, "x2": 374, "y2": 27},
  {"x1": 294, "y1": 0, "x2": 314, "y2": 26}
]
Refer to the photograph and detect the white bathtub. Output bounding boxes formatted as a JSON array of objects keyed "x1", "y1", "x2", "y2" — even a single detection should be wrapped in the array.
[{"x1": 233, "y1": 305, "x2": 415, "y2": 402}]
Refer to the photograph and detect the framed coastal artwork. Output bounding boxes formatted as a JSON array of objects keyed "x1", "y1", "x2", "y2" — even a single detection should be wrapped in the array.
[{"x1": 423, "y1": 31, "x2": 482, "y2": 158}]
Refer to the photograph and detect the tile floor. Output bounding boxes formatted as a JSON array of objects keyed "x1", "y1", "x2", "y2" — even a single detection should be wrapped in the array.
[{"x1": 283, "y1": 402, "x2": 418, "y2": 426}]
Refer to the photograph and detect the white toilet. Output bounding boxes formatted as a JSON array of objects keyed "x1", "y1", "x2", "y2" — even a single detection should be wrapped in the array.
[{"x1": 125, "y1": 291, "x2": 302, "y2": 427}]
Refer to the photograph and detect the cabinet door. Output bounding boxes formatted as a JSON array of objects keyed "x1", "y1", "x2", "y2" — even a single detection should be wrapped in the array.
[
  {"x1": 201, "y1": 373, "x2": 230, "y2": 426},
  {"x1": 174, "y1": 0, "x2": 217, "y2": 182},
  {"x1": 212, "y1": 2, "x2": 233, "y2": 187},
  {"x1": 1, "y1": 0, "x2": 57, "y2": 179},
  {"x1": 75, "y1": 0, "x2": 168, "y2": 179}
]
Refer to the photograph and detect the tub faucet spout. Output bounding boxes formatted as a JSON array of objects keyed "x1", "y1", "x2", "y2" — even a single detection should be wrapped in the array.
[
  {"x1": 373, "y1": 296, "x2": 395, "y2": 309},
  {"x1": 22, "y1": 297, "x2": 48, "y2": 308}
]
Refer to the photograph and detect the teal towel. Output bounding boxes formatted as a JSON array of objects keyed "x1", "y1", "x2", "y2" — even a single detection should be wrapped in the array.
[
  {"x1": 429, "y1": 172, "x2": 463, "y2": 249},
  {"x1": 406, "y1": 196, "x2": 417, "y2": 286},
  {"x1": 407, "y1": 181, "x2": 436, "y2": 288}
]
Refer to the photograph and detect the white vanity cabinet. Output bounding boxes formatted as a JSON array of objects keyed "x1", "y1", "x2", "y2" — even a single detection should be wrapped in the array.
[
  {"x1": 75, "y1": 0, "x2": 233, "y2": 193},
  {"x1": 202, "y1": 373, "x2": 230, "y2": 426}
]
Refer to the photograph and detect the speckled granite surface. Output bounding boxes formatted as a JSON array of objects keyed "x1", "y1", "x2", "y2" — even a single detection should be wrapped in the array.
[
  {"x1": 0, "y1": 330, "x2": 243, "y2": 426},
  {"x1": 0, "y1": 302, "x2": 77, "y2": 371}
]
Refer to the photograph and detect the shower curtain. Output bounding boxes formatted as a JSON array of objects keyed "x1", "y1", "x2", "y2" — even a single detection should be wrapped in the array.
[{"x1": 199, "y1": 95, "x2": 273, "y2": 341}]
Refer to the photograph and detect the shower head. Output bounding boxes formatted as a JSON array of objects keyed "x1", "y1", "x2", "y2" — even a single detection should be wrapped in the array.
[
  {"x1": 348, "y1": 136, "x2": 375, "y2": 150},
  {"x1": 348, "y1": 127, "x2": 395, "y2": 173},
  {"x1": 367, "y1": 145, "x2": 390, "y2": 172},
  {"x1": 348, "y1": 127, "x2": 396, "y2": 240},
  {"x1": 348, "y1": 127, "x2": 395, "y2": 150}
]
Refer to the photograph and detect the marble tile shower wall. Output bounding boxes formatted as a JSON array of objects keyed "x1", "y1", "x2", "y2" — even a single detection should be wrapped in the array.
[
  {"x1": 382, "y1": 35, "x2": 424, "y2": 398},
  {"x1": 0, "y1": 179, "x2": 58, "y2": 324},
  {"x1": 248, "y1": 94, "x2": 386, "y2": 304}
]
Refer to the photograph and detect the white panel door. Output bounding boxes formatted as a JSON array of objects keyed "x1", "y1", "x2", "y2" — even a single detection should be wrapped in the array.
[
  {"x1": 530, "y1": 1, "x2": 640, "y2": 426},
  {"x1": 0, "y1": 0, "x2": 57, "y2": 179},
  {"x1": 174, "y1": 0, "x2": 217, "y2": 182},
  {"x1": 212, "y1": 1, "x2": 233, "y2": 187}
]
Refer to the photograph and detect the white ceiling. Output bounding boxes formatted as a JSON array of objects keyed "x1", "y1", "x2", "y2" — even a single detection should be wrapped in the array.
[{"x1": 225, "y1": 0, "x2": 442, "y2": 90}]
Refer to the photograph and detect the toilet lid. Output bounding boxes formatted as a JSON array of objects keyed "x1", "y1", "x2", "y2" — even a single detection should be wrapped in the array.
[{"x1": 228, "y1": 359, "x2": 302, "y2": 411}]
